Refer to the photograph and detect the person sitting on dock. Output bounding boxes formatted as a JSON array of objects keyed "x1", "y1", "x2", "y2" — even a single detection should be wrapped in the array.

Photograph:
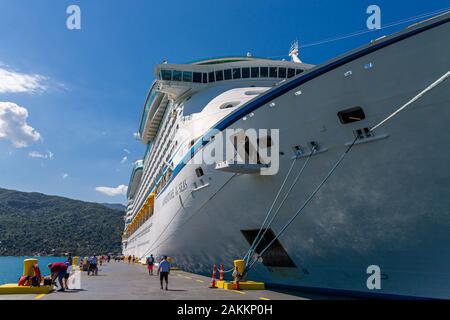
[
  {"x1": 48, "y1": 262, "x2": 68, "y2": 292},
  {"x1": 146, "y1": 254, "x2": 155, "y2": 276},
  {"x1": 31, "y1": 263, "x2": 42, "y2": 287},
  {"x1": 18, "y1": 263, "x2": 42, "y2": 287},
  {"x1": 157, "y1": 256, "x2": 170, "y2": 290}
]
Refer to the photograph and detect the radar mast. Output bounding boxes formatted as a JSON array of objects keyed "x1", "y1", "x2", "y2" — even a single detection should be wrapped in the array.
[{"x1": 289, "y1": 40, "x2": 302, "y2": 63}]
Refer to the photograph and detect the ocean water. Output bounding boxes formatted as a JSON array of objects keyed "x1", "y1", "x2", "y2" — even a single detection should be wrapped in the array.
[{"x1": 0, "y1": 256, "x2": 66, "y2": 284}]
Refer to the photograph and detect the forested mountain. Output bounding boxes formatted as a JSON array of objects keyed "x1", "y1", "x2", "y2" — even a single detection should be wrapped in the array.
[{"x1": 0, "y1": 187, "x2": 124, "y2": 256}]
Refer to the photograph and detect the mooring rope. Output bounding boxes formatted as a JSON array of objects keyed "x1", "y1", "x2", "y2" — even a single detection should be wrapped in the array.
[
  {"x1": 246, "y1": 136, "x2": 358, "y2": 271},
  {"x1": 243, "y1": 158, "x2": 298, "y2": 263},
  {"x1": 370, "y1": 70, "x2": 450, "y2": 132},
  {"x1": 245, "y1": 69, "x2": 450, "y2": 273},
  {"x1": 244, "y1": 147, "x2": 316, "y2": 263}
]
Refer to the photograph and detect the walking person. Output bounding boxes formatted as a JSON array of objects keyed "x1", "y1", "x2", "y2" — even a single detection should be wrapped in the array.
[
  {"x1": 128, "y1": 255, "x2": 132, "y2": 264},
  {"x1": 157, "y1": 256, "x2": 171, "y2": 290},
  {"x1": 146, "y1": 254, "x2": 155, "y2": 276},
  {"x1": 88, "y1": 255, "x2": 98, "y2": 276},
  {"x1": 66, "y1": 252, "x2": 73, "y2": 266}
]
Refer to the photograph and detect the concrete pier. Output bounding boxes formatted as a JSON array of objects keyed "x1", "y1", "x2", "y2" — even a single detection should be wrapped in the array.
[{"x1": 0, "y1": 261, "x2": 305, "y2": 300}]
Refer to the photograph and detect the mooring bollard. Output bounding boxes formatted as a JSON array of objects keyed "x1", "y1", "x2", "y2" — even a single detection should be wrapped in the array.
[
  {"x1": 219, "y1": 263, "x2": 224, "y2": 281},
  {"x1": 209, "y1": 264, "x2": 217, "y2": 288}
]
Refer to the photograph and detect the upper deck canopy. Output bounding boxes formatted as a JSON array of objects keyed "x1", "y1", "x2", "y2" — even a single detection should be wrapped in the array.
[{"x1": 188, "y1": 56, "x2": 275, "y2": 65}]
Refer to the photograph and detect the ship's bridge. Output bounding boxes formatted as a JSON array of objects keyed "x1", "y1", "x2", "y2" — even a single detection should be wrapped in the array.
[
  {"x1": 137, "y1": 56, "x2": 313, "y2": 144},
  {"x1": 156, "y1": 57, "x2": 311, "y2": 98}
]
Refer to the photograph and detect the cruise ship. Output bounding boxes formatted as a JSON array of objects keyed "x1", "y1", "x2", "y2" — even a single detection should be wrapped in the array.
[{"x1": 123, "y1": 12, "x2": 450, "y2": 299}]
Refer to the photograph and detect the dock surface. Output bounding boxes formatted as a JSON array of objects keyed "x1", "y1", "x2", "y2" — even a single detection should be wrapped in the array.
[{"x1": 0, "y1": 261, "x2": 304, "y2": 300}]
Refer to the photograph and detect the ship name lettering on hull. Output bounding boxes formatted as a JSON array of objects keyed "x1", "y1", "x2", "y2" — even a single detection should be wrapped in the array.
[{"x1": 162, "y1": 179, "x2": 187, "y2": 206}]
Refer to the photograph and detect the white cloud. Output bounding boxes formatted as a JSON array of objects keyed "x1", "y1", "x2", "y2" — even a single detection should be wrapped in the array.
[
  {"x1": 0, "y1": 66, "x2": 47, "y2": 94},
  {"x1": 0, "y1": 102, "x2": 41, "y2": 148},
  {"x1": 29, "y1": 150, "x2": 54, "y2": 159},
  {"x1": 95, "y1": 184, "x2": 128, "y2": 197},
  {"x1": 62, "y1": 173, "x2": 69, "y2": 179},
  {"x1": 120, "y1": 156, "x2": 128, "y2": 164},
  {"x1": 123, "y1": 148, "x2": 130, "y2": 154}
]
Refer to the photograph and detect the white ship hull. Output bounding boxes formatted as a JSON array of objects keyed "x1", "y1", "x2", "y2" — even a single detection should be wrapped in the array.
[{"x1": 124, "y1": 14, "x2": 450, "y2": 299}]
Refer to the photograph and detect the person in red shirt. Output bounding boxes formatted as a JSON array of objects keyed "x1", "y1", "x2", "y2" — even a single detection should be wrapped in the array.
[{"x1": 48, "y1": 262, "x2": 68, "y2": 292}]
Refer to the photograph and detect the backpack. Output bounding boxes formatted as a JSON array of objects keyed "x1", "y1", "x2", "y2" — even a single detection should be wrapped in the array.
[{"x1": 43, "y1": 277, "x2": 53, "y2": 286}]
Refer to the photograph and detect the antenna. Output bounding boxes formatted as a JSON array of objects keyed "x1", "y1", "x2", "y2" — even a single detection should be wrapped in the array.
[{"x1": 289, "y1": 40, "x2": 302, "y2": 63}]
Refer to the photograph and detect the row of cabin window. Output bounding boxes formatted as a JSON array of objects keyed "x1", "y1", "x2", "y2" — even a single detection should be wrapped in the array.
[{"x1": 160, "y1": 67, "x2": 304, "y2": 83}]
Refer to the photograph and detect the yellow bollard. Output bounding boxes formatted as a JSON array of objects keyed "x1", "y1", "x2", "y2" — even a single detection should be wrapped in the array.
[
  {"x1": 216, "y1": 259, "x2": 265, "y2": 290},
  {"x1": 234, "y1": 259, "x2": 245, "y2": 276},
  {"x1": 23, "y1": 258, "x2": 38, "y2": 277},
  {"x1": 83, "y1": 257, "x2": 88, "y2": 270}
]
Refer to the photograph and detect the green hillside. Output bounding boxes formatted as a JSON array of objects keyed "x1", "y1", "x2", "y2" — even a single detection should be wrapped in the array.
[{"x1": 0, "y1": 187, "x2": 124, "y2": 256}]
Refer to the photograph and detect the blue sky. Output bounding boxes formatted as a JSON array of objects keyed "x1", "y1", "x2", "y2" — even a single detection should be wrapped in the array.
[{"x1": 0, "y1": 0, "x2": 448, "y2": 204}]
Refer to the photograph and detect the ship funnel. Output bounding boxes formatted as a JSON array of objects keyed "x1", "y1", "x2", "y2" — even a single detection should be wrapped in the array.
[{"x1": 289, "y1": 40, "x2": 302, "y2": 63}]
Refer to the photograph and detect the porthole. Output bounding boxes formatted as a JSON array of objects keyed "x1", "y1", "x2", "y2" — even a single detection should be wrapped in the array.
[
  {"x1": 337, "y1": 107, "x2": 366, "y2": 124},
  {"x1": 195, "y1": 167, "x2": 204, "y2": 177}
]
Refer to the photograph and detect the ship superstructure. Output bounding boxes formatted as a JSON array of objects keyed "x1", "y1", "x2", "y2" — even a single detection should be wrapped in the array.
[{"x1": 124, "y1": 57, "x2": 313, "y2": 238}]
